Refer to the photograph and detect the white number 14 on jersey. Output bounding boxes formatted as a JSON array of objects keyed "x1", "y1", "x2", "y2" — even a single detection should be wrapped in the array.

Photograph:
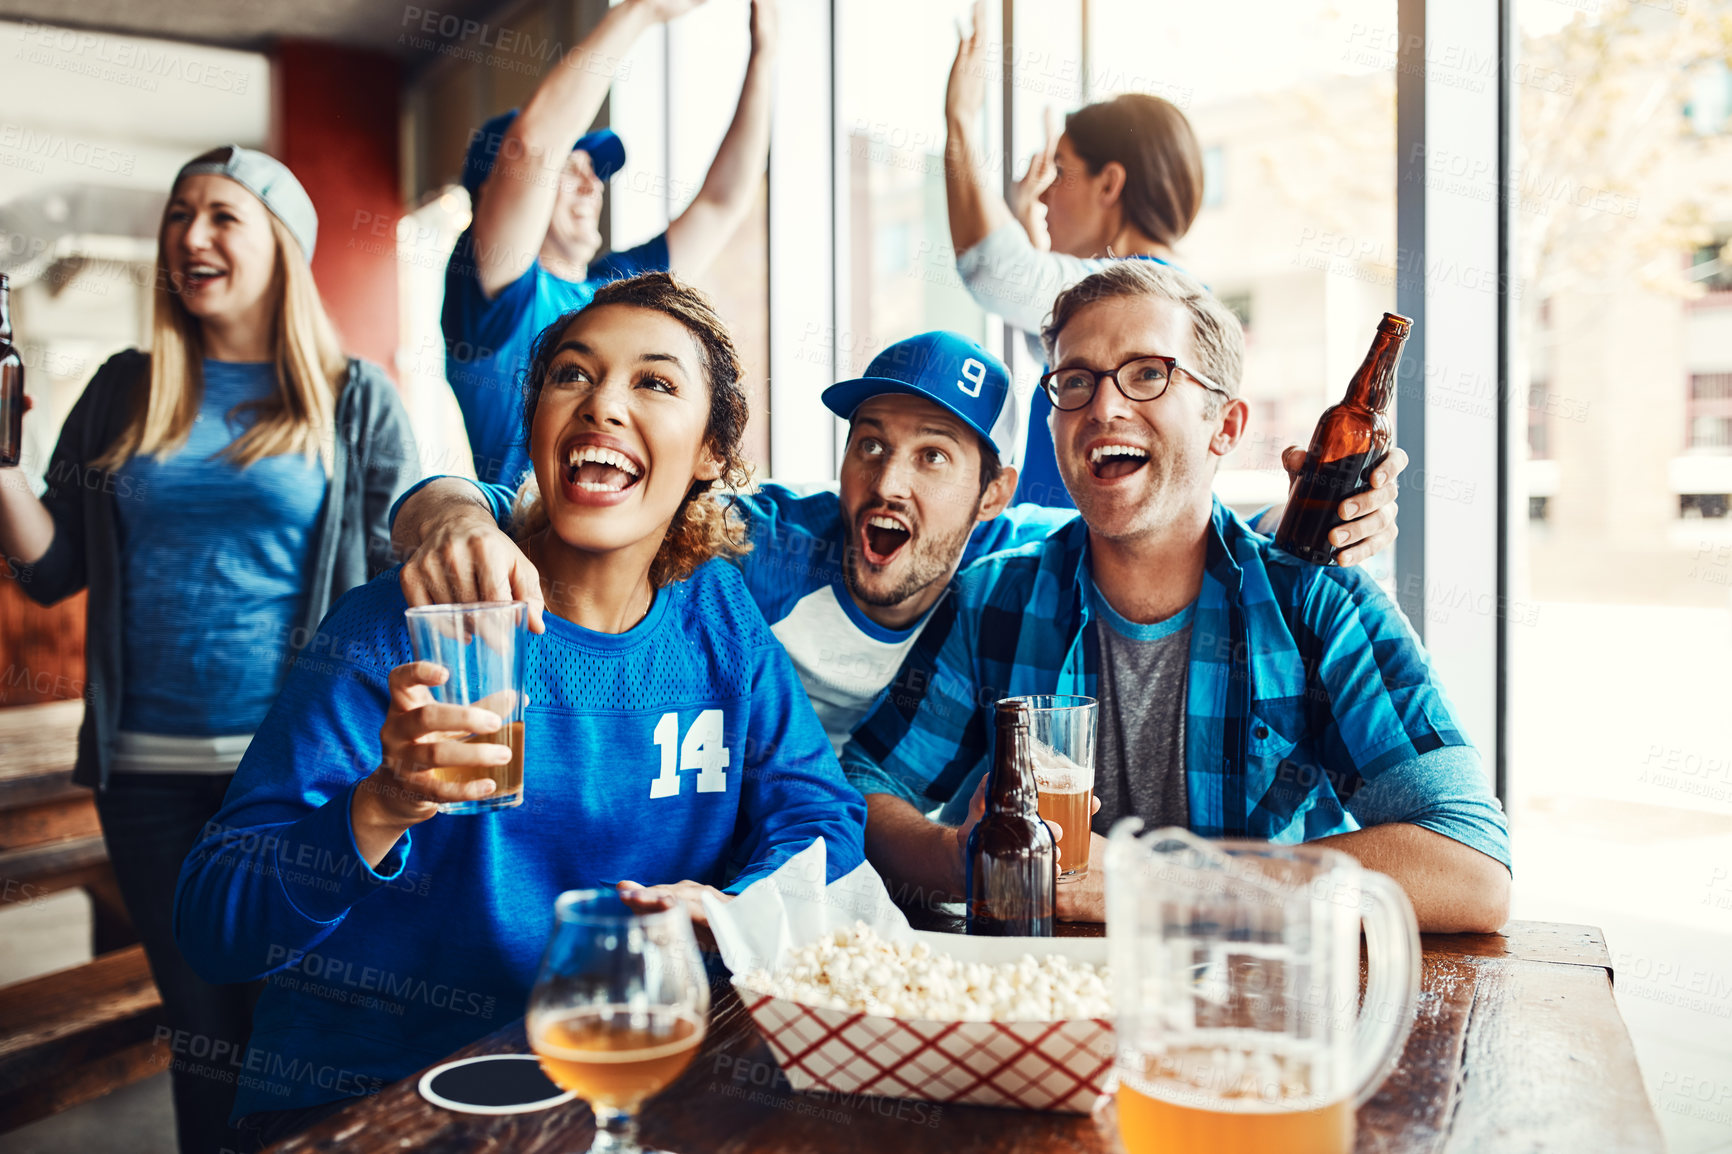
[{"x1": 649, "y1": 709, "x2": 730, "y2": 798}]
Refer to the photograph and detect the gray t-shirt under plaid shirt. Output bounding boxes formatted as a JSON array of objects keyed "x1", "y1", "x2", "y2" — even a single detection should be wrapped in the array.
[{"x1": 1088, "y1": 580, "x2": 1193, "y2": 837}]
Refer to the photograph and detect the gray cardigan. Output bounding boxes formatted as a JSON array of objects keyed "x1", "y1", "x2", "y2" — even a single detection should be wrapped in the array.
[{"x1": 19, "y1": 349, "x2": 420, "y2": 789}]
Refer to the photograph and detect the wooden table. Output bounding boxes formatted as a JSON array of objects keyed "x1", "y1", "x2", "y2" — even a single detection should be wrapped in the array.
[{"x1": 268, "y1": 920, "x2": 1663, "y2": 1153}]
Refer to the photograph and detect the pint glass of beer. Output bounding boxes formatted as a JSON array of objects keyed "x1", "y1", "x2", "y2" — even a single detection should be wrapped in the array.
[
  {"x1": 1007, "y1": 695, "x2": 1096, "y2": 879},
  {"x1": 404, "y1": 601, "x2": 528, "y2": 814}
]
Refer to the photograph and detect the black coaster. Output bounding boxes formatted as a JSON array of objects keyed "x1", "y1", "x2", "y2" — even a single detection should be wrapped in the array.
[{"x1": 417, "y1": 1054, "x2": 577, "y2": 1115}]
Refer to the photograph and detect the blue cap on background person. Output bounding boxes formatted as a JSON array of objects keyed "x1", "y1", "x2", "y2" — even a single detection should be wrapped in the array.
[
  {"x1": 823, "y1": 331, "x2": 1019, "y2": 460},
  {"x1": 459, "y1": 110, "x2": 627, "y2": 197},
  {"x1": 174, "y1": 145, "x2": 318, "y2": 259}
]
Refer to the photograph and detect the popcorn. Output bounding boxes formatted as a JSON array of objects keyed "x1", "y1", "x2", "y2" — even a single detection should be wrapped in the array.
[{"x1": 737, "y1": 923, "x2": 1111, "y2": 1022}]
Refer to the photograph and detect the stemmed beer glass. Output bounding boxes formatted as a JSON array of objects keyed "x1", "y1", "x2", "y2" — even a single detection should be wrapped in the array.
[{"x1": 528, "y1": 891, "x2": 711, "y2": 1153}]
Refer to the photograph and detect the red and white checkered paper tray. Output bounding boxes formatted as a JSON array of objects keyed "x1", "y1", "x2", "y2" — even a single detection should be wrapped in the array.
[{"x1": 701, "y1": 840, "x2": 1114, "y2": 1114}]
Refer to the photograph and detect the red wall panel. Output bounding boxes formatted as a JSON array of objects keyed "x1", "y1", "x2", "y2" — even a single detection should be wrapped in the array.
[{"x1": 272, "y1": 41, "x2": 402, "y2": 379}]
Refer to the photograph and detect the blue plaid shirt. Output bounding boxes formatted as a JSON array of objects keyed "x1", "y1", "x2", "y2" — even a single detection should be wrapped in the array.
[{"x1": 841, "y1": 500, "x2": 1482, "y2": 846}]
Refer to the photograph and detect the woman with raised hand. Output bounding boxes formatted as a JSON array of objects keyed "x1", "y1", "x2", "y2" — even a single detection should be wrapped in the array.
[
  {"x1": 173, "y1": 272, "x2": 865, "y2": 1149},
  {"x1": 943, "y1": 0, "x2": 1404, "y2": 555},
  {"x1": 0, "y1": 146, "x2": 418, "y2": 1154}
]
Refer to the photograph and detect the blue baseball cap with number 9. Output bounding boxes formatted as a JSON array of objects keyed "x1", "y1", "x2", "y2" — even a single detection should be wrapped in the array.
[{"x1": 822, "y1": 331, "x2": 1017, "y2": 459}]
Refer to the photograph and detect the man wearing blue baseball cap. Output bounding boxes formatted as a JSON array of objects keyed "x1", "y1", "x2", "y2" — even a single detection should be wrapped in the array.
[{"x1": 444, "y1": 0, "x2": 777, "y2": 488}]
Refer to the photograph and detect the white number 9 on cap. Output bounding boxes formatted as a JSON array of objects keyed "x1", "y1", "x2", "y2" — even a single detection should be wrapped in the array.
[{"x1": 957, "y1": 358, "x2": 987, "y2": 398}]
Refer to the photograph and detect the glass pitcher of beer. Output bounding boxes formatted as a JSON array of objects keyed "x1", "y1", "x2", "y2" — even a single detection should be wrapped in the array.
[{"x1": 1105, "y1": 823, "x2": 1420, "y2": 1154}]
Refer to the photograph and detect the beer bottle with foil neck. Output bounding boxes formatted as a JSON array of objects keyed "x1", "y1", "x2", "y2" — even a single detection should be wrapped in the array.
[
  {"x1": 967, "y1": 700, "x2": 1056, "y2": 936},
  {"x1": 0, "y1": 275, "x2": 23, "y2": 469},
  {"x1": 1274, "y1": 313, "x2": 1412, "y2": 564}
]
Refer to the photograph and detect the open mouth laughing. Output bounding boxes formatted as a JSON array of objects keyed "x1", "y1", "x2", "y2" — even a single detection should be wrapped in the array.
[
  {"x1": 858, "y1": 509, "x2": 913, "y2": 567},
  {"x1": 560, "y1": 436, "x2": 645, "y2": 504},
  {"x1": 1087, "y1": 441, "x2": 1150, "y2": 482},
  {"x1": 179, "y1": 262, "x2": 228, "y2": 294}
]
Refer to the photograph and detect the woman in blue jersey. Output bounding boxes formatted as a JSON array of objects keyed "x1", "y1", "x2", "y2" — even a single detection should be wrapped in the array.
[
  {"x1": 0, "y1": 146, "x2": 416, "y2": 1154},
  {"x1": 172, "y1": 272, "x2": 866, "y2": 1146}
]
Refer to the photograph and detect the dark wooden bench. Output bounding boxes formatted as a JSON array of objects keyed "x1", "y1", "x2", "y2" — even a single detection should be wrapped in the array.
[
  {"x1": 0, "y1": 944, "x2": 168, "y2": 1131},
  {"x1": 0, "y1": 701, "x2": 134, "y2": 952},
  {"x1": 0, "y1": 701, "x2": 164, "y2": 1134}
]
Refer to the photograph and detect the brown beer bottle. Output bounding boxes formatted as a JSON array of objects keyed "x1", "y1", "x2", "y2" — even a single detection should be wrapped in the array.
[
  {"x1": 1274, "y1": 312, "x2": 1412, "y2": 564},
  {"x1": 0, "y1": 276, "x2": 23, "y2": 469},
  {"x1": 966, "y1": 700, "x2": 1056, "y2": 936}
]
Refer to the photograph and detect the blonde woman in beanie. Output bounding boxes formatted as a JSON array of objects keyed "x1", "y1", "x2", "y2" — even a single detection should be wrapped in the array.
[{"x1": 0, "y1": 145, "x2": 419, "y2": 1154}]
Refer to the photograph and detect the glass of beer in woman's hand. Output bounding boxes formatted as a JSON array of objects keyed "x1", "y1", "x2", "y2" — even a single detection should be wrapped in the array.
[
  {"x1": 528, "y1": 890, "x2": 711, "y2": 1153},
  {"x1": 404, "y1": 600, "x2": 528, "y2": 814}
]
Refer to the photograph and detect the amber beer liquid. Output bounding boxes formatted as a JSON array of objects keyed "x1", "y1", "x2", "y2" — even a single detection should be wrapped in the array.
[
  {"x1": 1117, "y1": 1078, "x2": 1354, "y2": 1154},
  {"x1": 1274, "y1": 313, "x2": 1412, "y2": 564},
  {"x1": 1033, "y1": 766, "x2": 1092, "y2": 878},
  {"x1": 966, "y1": 700, "x2": 1057, "y2": 936},
  {"x1": 531, "y1": 1006, "x2": 704, "y2": 1112},
  {"x1": 431, "y1": 719, "x2": 524, "y2": 802},
  {"x1": 1035, "y1": 788, "x2": 1091, "y2": 876},
  {"x1": 0, "y1": 275, "x2": 25, "y2": 469}
]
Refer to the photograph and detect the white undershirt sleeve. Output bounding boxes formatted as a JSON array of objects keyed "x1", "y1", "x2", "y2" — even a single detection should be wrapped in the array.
[{"x1": 954, "y1": 222, "x2": 1107, "y2": 340}]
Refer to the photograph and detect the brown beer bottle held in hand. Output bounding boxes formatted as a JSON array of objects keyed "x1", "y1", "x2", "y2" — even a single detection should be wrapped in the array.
[
  {"x1": 967, "y1": 700, "x2": 1056, "y2": 936},
  {"x1": 1274, "y1": 313, "x2": 1412, "y2": 564},
  {"x1": 0, "y1": 275, "x2": 24, "y2": 469}
]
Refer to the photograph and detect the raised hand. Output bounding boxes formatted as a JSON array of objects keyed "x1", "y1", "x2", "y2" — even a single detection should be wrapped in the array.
[
  {"x1": 945, "y1": 0, "x2": 988, "y2": 129},
  {"x1": 1054, "y1": 834, "x2": 1107, "y2": 922},
  {"x1": 1008, "y1": 107, "x2": 1060, "y2": 248},
  {"x1": 749, "y1": 0, "x2": 778, "y2": 55}
]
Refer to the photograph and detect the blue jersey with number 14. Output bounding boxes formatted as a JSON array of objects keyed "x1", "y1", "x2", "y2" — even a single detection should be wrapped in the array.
[{"x1": 174, "y1": 560, "x2": 864, "y2": 1119}]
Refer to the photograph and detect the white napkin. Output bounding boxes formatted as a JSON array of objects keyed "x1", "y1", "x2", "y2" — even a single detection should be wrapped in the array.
[{"x1": 702, "y1": 839, "x2": 915, "y2": 976}]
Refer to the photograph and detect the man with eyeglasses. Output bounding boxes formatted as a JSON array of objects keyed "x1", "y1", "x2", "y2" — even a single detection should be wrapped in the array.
[{"x1": 841, "y1": 260, "x2": 1511, "y2": 934}]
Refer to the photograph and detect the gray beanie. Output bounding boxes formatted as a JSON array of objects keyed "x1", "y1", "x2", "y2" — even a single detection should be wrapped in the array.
[{"x1": 174, "y1": 145, "x2": 318, "y2": 260}]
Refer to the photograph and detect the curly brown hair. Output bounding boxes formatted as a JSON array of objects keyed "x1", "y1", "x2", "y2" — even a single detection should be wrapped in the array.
[{"x1": 513, "y1": 271, "x2": 753, "y2": 587}]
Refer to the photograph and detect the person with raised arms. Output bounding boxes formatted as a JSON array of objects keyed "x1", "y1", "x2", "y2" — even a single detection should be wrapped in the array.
[
  {"x1": 944, "y1": 0, "x2": 1327, "y2": 515},
  {"x1": 446, "y1": 0, "x2": 776, "y2": 487}
]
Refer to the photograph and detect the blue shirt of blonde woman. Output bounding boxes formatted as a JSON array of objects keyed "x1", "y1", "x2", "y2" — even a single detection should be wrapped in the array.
[{"x1": 115, "y1": 359, "x2": 328, "y2": 735}]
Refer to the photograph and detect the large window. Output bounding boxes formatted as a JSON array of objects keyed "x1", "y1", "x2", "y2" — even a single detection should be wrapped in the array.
[
  {"x1": 834, "y1": 0, "x2": 1001, "y2": 383},
  {"x1": 1508, "y1": 5, "x2": 1732, "y2": 1152}
]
